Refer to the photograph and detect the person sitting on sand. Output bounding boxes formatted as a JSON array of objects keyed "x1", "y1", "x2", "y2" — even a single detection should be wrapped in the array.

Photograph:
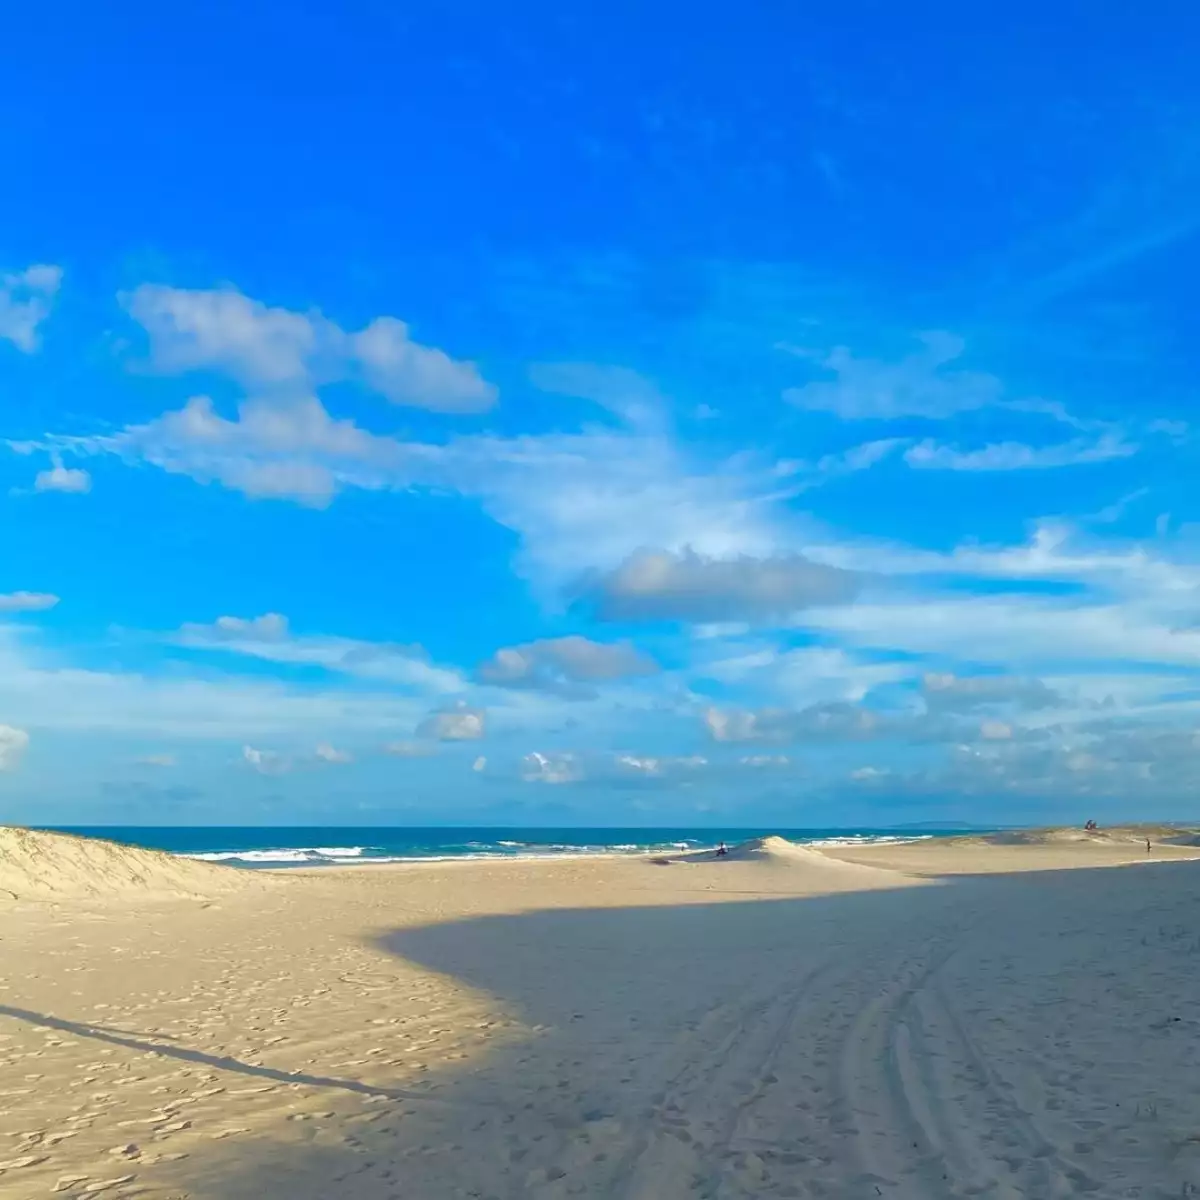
[{"x1": 716, "y1": 842, "x2": 728, "y2": 858}]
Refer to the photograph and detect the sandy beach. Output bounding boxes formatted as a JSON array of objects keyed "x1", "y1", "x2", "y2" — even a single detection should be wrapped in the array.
[{"x1": 4, "y1": 828, "x2": 1200, "y2": 1199}]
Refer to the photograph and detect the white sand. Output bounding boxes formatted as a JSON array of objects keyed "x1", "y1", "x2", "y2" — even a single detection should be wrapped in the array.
[{"x1": 3, "y1": 828, "x2": 1200, "y2": 1198}]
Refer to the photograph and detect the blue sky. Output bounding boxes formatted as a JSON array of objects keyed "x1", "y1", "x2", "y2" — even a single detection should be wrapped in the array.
[{"x1": 3, "y1": 1, "x2": 1200, "y2": 826}]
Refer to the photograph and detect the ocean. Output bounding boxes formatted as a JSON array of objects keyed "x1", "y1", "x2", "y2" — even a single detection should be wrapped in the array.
[{"x1": 40, "y1": 826, "x2": 983, "y2": 868}]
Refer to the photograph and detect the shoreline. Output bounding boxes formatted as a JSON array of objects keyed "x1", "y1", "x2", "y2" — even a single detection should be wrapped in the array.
[
  {"x1": 28, "y1": 823, "x2": 993, "y2": 872},
  {"x1": 72, "y1": 820, "x2": 1200, "y2": 874},
  {"x1": 192, "y1": 822, "x2": 1200, "y2": 878}
]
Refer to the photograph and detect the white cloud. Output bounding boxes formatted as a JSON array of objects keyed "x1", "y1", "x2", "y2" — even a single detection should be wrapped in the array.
[
  {"x1": 176, "y1": 613, "x2": 464, "y2": 693},
  {"x1": 477, "y1": 635, "x2": 658, "y2": 696},
  {"x1": 738, "y1": 754, "x2": 792, "y2": 769},
  {"x1": 248, "y1": 743, "x2": 357, "y2": 772},
  {"x1": 589, "y1": 548, "x2": 858, "y2": 622},
  {"x1": 781, "y1": 524, "x2": 1200, "y2": 703},
  {"x1": 519, "y1": 750, "x2": 584, "y2": 784},
  {"x1": 127, "y1": 285, "x2": 316, "y2": 385},
  {"x1": 0, "y1": 591, "x2": 59, "y2": 613},
  {"x1": 314, "y1": 741, "x2": 353, "y2": 764},
  {"x1": 0, "y1": 264, "x2": 62, "y2": 352},
  {"x1": 850, "y1": 766, "x2": 888, "y2": 782},
  {"x1": 784, "y1": 332, "x2": 1001, "y2": 420},
  {"x1": 704, "y1": 702, "x2": 882, "y2": 743},
  {"x1": 879, "y1": 717, "x2": 1200, "y2": 801},
  {"x1": 817, "y1": 520, "x2": 1200, "y2": 598},
  {"x1": 513, "y1": 748, "x2": 789, "y2": 788},
  {"x1": 199, "y1": 613, "x2": 290, "y2": 641},
  {"x1": 43, "y1": 283, "x2": 491, "y2": 512},
  {"x1": 88, "y1": 394, "x2": 419, "y2": 507},
  {"x1": 242, "y1": 745, "x2": 289, "y2": 774},
  {"x1": 440, "y1": 428, "x2": 791, "y2": 592},
  {"x1": 980, "y1": 720, "x2": 1014, "y2": 741},
  {"x1": 352, "y1": 316, "x2": 496, "y2": 412},
  {"x1": 34, "y1": 462, "x2": 92, "y2": 494},
  {"x1": 0, "y1": 724, "x2": 29, "y2": 769},
  {"x1": 612, "y1": 753, "x2": 708, "y2": 780},
  {"x1": 125, "y1": 284, "x2": 495, "y2": 412},
  {"x1": 472, "y1": 755, "x2": 487, "y2": 772},
  {"x1": 703, "y1": 694, "x2": 1067, "y2": 751},
  {"x1": 417, "y1": 702, "x2": 486, "y2": 741},
  {"x1": 905, "y1": 433, "x2": 1137, "y2": 471},
  {"x1": 703, "y1": 707, "x2": 761, "y2": 743},
  {"x1": 52, "y1": 390, "x2": 797, "y2": 594}
]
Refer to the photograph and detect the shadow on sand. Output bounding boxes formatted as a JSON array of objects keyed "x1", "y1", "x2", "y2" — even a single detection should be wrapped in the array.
[
  {"x1": 0, "y1": 1004, "x2": 433, "y2": 1102},
  {"x1": 9, "y1": 861, "x2": 1200, "y2": 1198}
]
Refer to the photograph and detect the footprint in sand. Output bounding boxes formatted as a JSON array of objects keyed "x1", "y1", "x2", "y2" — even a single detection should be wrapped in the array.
[
  {"x1": 80, "y1": 1175, "x2": 136, "y2": 1194},
  {"x1": 0, "y1": 1153, "x2": 48, "y2": 1171}
]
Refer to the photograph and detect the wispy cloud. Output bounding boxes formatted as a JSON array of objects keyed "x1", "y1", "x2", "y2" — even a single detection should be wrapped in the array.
[
  {"x1": 52, "y1": 389, "x2": 796, "y2": 592},
  {"x1": 783, "y1": 332, "x2": 1001, "y2": 420},
  {"x1": 0, "y1": 591, "x2": 59, "y2": 613},
  {"x1": 0, "y1": 725, "x2": 29, "y2": 769},
  {"x1": 175, "y1": 613, "x2": 465, "y2": 693},
  {"x1": 529, "y1": 362, "x2": 665, "y2": 429},
  {"x1": 904, "y1": 432, "x2": 1138, "y2": 471},
  {"x1": 0, "y1": 622, "x2": 430, "y2": 739}
]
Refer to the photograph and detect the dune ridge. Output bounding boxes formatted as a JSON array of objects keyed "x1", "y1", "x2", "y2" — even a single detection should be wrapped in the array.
[
  {"x1": 959, "y1": 824, "x2": 1200, "y2": 847},
  {"x1": 674, "y1": 833, "x2": 908, "y2": 880},
  {"x1": 0, "y1": 826, "x2": 257, "y2": 900}
]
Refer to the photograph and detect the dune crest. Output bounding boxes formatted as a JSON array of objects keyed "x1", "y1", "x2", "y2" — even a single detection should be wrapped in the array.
[
  {"x1": 681, "y1": 834, "x2": 905, "y2": 880},
  {"x1": 971, "y1": 824, "x2": 1198, "y2": 848},
  {"x1": 0, "y1": 827, "x2": 257, "y2": 901}
]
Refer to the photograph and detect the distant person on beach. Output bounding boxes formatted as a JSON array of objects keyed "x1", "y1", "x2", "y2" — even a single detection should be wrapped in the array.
[
  {"x1": 716, "y1": 842, "x2": 728, "y2": 858},
  {"x1": 1147, "y1": 838, "x2": 1152, "y2": 854}
]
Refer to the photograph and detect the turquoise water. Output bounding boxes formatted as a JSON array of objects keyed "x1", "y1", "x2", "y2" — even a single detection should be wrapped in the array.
[{"x1": 40, "y1": 826, "x2": 985, "y2": 868}]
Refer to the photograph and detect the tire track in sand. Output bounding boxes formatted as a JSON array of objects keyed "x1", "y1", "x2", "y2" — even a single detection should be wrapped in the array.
[
  {"x1": 588, "y1": 958, "x2": 839, "y2": 1200},
  {"x1": 836, "y1": 927, "x2": 1102, "y2": 1199}
]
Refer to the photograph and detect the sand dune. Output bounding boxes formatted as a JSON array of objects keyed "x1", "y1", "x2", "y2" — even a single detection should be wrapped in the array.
[
  {"x1": 826, "y1": 825, "x2": 1200, "y2": 876},
  {"x1": 677, "y1": 834, "x2": 908, "y2": 881},
  {"x1": 975, "y1": 824, "x2": 1198, "y2": 846},
  {"x1": 0, "y1": 826, "x2": 257, "y2": 901}
]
